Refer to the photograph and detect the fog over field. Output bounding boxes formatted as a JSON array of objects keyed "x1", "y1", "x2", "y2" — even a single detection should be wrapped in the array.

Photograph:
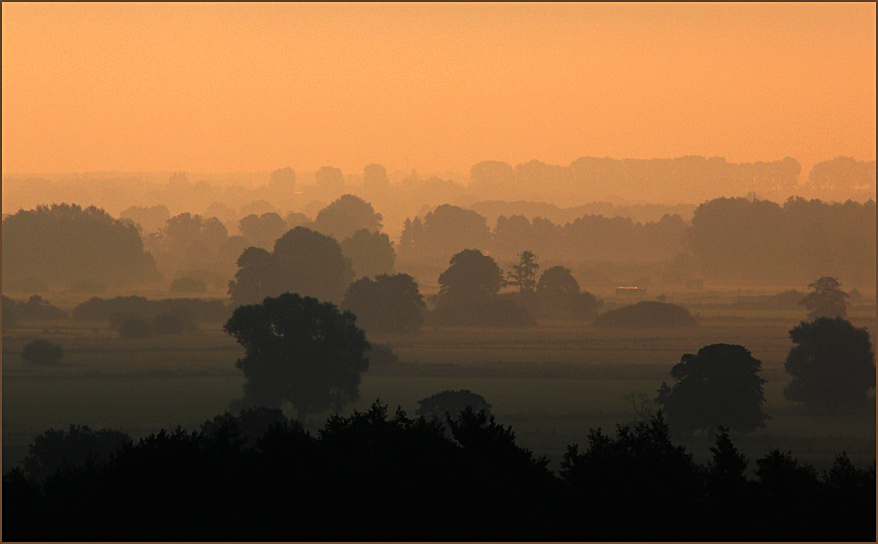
[{"x1": 2, "y1": 3, "x2": 876, "y2": 541}]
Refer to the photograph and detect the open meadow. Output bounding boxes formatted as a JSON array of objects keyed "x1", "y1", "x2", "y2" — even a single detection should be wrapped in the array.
[{"x1": 4, "y1": 301, "x2": 875, "y2": 474}]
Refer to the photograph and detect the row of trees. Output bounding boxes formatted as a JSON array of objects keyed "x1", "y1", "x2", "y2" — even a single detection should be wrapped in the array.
[
  {"x1": 398, "y1": 197, "x2": 875, "y2": 287},
  {"x1": 6, "y1": 155, "x2": 872, "y2": 224},
  {"x1": 225, "y1": 275, "x2": 873, "y2": 427},
  {"x1": 3, "y1": 404, "x2": 874, "y2": 541},
  {"x1": 3, "y1": 193, "x2": 874, "y2": 293},
  {"x1": 398, "y1": 204, "x2": 689, "y2": 263}
]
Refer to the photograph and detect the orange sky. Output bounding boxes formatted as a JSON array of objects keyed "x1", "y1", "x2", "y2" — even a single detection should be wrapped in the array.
[{"x1": 2, "y1": 2, "x2": 875, "y2": 176}]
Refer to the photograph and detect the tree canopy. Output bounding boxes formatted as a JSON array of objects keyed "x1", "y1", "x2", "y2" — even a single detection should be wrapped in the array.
[
  {"x1": 2, "y1": 204, "x2": 162, "y2": 288},
  {"x1": 340, "y1": 228, "x2": 396, "y2": 279},
  {"x1": 228, "y1": 227, "x2": 354, "y2": 306},
  {"x1": 437, "y1": 249, "x2": 504, "y2": 305},
  {"x1": 784, "y1": 317, "x2": 876, "y2": 413},
  {"x1": 342, "y1": 273, "x2": 425, "y2": 333},
  {"x1": 656, "y1": 344, "x2": 768, "y2": 434},
  {"x1": 416, "y1": 390, "x2": 492, "y2": 422},
  {"x1": 312, "y1": 194, "x2": 383, "y2": 241},
  {"x1": 224, "y1": 293, "x2": 370, "y2": 421},
  {"x1": 799, "y1": 276, "x2": 849, "y2": 321}
]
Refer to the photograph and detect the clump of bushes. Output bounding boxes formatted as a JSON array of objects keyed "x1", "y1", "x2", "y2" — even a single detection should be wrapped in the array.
[
  {"x1": 21, "y1": 339, "x2": 64, "y2": 365},
  {"x1": 593, "y1": 301, "x2": 696, "y2": 328}
]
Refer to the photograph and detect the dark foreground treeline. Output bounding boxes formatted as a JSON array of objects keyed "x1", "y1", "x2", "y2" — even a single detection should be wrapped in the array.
[{"x1": 4, "y1": 404, "x2": 874, "y2": 541}]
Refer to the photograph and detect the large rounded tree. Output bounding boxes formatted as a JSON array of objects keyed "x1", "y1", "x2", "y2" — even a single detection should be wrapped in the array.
[
  {"x1": 656, "y1": 344, "x2": 768, "y2": 435},
  {"x1": 2, "y1": 204, "x2": 161, "y2": 288},
  {"x1": 342, "y1": 273, "x2": 425, "y2": 333},
  {"x1": 224, "y1": 293, "x2": 370, "y2": 422},
  {"x1": 784, "y1": 317, "x2": 876, "y2": 413},
  {"x1": 228, "y1": 227, "x2": 354, "y2": 306}
]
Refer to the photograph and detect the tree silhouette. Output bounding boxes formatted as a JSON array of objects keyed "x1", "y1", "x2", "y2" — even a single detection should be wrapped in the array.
[
  {"x1": 416, "y1": 390, "x2": 492, "y2": 422},
  {"x1": 507, "y1": 250, "x2": 539, "y2": 295},
  {"x1": 784, "y1": 317, "x2": 876, "y2": 412},
  {"x1": 799, "y1": 276, "x2": 849, "y2": 320},
  {"x1": 269, "y1": 167, "x2": 296, "y2": 190},
  {"x1": 315, "y1": 166, "x2": 345, "y2": 195},
  {"x1": 340, "y1": 228, "x2": 396, "y2": 279},
  {"x1": 238, "y1": 212, "x2": 289, "y2": 249},
  {"x1": 22, "y1": 424, "x2": 131, "y2": 482},
  {"x1": 2, "y1": 203, "x2": 162, "y2": 288},
  {"x1": 312, "y1": 194, "x2": 382, "y2": 241},
  {"x1": 362, "y1": 163, "x2": 390, "y2": 192},
  {"x1": 228, "y1": 227, "x2": 354, "y2": 306},
  {"x1": 224, "y1": 293, "x2": 370, "y2": 421},
  {"x1": 342, "y1": 273, "x2": 425, "y2": 333},
  {"x1": 21, "y1": 339, "x2": 64, "y2": 366},
  {"x1": 656, "y1": 344, "x2": 768, "y2": 434},
  {"x1": 534, "y1": 266, "x2": 602, "y2": 319},
  {"x1": 438, "y1": 249, "x2": 504, "y2": 305}
]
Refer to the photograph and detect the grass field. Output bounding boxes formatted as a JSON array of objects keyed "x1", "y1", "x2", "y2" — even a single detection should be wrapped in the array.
[{"x1": 3, "y1": 308, "x2": 876, "y2": 474}]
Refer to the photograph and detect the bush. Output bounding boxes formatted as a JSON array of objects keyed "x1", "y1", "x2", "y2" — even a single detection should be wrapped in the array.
[
  {"x1": 21, "y1": 339, "x2": 64, "y2": 365},
  {"x1": 593, "y1": 301, "x2": 696, "y2": 328},
  {"x1": 117, "y1": 318, "x2": 153, "y2": 339}
]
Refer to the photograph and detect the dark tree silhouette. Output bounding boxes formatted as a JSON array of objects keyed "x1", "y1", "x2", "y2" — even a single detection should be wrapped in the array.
[
  {"x1": 656, "y1": 344, "x2": 768, "y2": 434},
  {"x1": 22, "y1": 424, "x2": 131, "y2": 482},
  {"x1": 534, "y1": 265, "x2": 602, "y2": 319},
  {"x1": 559, "y1": 412, "x2": 703, "y2": 540},
  {"x1": 224, "y1": 293, "x2": 370, "y2": 421},
  {"x1": 228, "y1": 227, "x2": 354, "y2": 306},
  {"x1": 312, "y1": 194, "x2": 383, "y2": 241},
  {"x1": 438, "y1": 249, "x2": 504, "y2": 304},
  {"x1": 784, "y1": 317, "x2": 876, "y2": 412},
  {"x1": 432, "y1": 249, "x2": 534, "y2": 327},
  {"x1": 21, "y1": 339, "x2": 64, "y2": 366},
  {"x1": 507, "y1": 250, "x2": 539, "y2": 295},
  {"x1": 340, "y1": 228, "x2": 396, "y2": 279},
  {"x1": 342, "y1": 273, "x2": 425, "y2": 333},
  {"x1": 3, "y1": 295, "x2": 67, "y2": 320},
  {"x1": 799, "y1": 276, "x2": 849, "y2": 320},
  {"x1": 416, "y1": 390, "x2": 492, "y2": 422}
]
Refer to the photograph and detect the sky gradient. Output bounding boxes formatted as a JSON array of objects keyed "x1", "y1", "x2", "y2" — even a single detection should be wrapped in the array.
[{"x1": 3, "y1": 2, "x2": 875, "y2": 176}]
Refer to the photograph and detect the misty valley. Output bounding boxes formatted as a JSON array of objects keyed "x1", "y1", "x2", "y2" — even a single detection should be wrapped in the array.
[{"x1": 2, "y1": 158, "x2": 876, "y2": 541}]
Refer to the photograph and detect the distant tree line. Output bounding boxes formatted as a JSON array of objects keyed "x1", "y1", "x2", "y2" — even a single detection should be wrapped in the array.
[
  {"x1": 3, "y1": 190, "x2": 874, "y2": 295},
  {"x1": 2, "y1": 405, "x2": 874, "y2": 541}
]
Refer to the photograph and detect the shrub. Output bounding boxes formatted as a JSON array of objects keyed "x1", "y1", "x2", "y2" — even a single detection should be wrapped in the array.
[
  {"x1": 21, "y1": 339, "x2": 64, "y2": 365},
  {"x1": 593, "y1": 301, "x2": 696, "y2": 328}
]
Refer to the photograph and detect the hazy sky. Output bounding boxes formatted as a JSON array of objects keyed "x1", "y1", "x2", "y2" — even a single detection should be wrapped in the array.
[{"x1": 3, "y1": 2, "x2": 875, "y2": 175}]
